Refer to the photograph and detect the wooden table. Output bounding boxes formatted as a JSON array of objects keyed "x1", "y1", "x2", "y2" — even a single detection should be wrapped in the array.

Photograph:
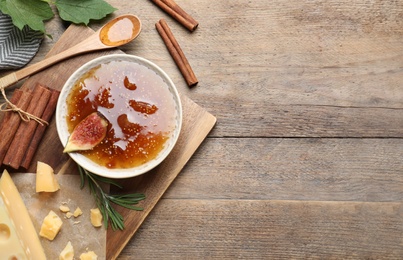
[{"x1": 2, "y1": 0, "x2": 403, "y2": 259}]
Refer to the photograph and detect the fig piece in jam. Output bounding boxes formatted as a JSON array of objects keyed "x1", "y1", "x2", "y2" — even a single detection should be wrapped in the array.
[{"x1": 63, "y1": 112, "x2": 108, "y2": 153}]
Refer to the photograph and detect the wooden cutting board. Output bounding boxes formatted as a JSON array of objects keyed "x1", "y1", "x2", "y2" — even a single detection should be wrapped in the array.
[{"x1": 6, "y1": 24, "x2": 216, "y2": 259}]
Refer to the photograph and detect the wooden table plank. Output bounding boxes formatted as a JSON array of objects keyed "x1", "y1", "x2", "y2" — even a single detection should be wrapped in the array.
[
  {"x1": 119, "y1": 199, "x2": 403, "y2": 259},
  {"x1": 205, "y1": 104, "x2": 403, "y2": 138},
  {"x1": 164, "y1": 138, "x2": 403, "y2": 202}
]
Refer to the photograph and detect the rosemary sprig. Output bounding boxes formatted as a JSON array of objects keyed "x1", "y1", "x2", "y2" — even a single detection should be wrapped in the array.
[{"x1": 78, "y1": 166, "x2": 145, "y2": 230}]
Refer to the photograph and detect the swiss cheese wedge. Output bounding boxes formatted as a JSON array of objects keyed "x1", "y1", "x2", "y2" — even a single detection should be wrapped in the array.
[
  {"x1": 0, "y1": 170, "x2": 46, "y2": 260},
  {"x1": 0, "y1": 198, "x2": 26, "y2": 259}
]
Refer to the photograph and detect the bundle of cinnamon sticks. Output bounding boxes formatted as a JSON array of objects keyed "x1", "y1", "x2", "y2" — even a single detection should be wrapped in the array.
[{"x1": 0, "y1": 84, "x2": 59, "y2": 170}]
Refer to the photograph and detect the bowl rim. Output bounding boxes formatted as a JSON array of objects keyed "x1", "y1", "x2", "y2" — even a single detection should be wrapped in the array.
[{"x1": 56, "y1": 54, "x2": 182, "y2": 179}]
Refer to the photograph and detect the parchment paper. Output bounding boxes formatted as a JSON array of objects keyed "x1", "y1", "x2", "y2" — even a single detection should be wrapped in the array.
[{"x1": 12, "y1": 173, "x2": 107, "y2": 259}]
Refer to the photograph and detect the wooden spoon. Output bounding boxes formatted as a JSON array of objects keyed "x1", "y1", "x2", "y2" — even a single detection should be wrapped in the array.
[{"x1": 0, "y1": 14, "x2": 141, "y2": 90}]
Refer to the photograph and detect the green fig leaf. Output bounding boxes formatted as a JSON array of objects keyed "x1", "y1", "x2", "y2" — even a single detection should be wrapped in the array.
[
  {"x1": 55, "y1": 0, "x2": 117, "y2": 25},
  {"x1": 0, "y1": 0, "x2": 53, "y2": 33}
]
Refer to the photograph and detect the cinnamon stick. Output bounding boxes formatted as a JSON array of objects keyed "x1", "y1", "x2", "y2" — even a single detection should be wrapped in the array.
[
  {"x1": 3, "y1": 84, "x2": 51, "y2": 169},
  {"x1": 156, "y1": 19, "x2": 198, "y2": 87},
  {"x1": 21, "y1": 89, "x2": 60, "y2": 169},
  {"x1": 0, "y1": 89, "x2": 23, "y2": 134},
  {"x1": 151, "y1": 0, "x2": 198, "y2": 31},
  {"x1": 163, "y1": 0, "x2": 198, "y2": 27},
  {"x1": 0, "y1": 89, "x2": 33, "y2": 163}
]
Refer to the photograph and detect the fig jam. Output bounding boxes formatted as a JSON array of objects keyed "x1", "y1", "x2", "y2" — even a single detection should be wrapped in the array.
[{"x1": 66, "y1": 60, "x2": 177, "y2": 169}]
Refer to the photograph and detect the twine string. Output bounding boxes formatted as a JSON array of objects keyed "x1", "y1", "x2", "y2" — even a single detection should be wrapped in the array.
[{"x1": 0, "y1": 85, "x2": 48, "y2": 126}]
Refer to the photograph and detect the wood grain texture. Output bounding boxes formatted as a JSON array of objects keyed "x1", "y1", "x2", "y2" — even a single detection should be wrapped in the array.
[
  {"x1": 1, "y1": 0, "x2": 402, "y2": 259},
  {"x1": 119, "y1": 199, "x2": 403, "y2": 259},
  {"x1": 164, "y1": 138, "x2": 403, "y2": 202}
]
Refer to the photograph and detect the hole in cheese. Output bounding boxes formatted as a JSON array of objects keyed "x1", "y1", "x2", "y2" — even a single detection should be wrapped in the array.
[{"x1": 0, "y1": 223, "x2": 11, "y2": 240}]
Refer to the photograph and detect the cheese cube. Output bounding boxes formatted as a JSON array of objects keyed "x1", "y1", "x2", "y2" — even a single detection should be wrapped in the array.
[
  {"x1": 59, "y1": 241, "x2": 74, "y2": 260},
  {"x1": 39, "y1": 210, "x2": 63, "y2": 240},
  {"x1": 36, "y1": 161, "x2": 60, "y2": 192},
  {"x1": 80, "y1": 251, "x2": 98, "y2": 260},
  {"x1": 59, "y1": 205, "x2": 70, "y2": 213},
  {"x1": 90, "y1": 208, "x2": 103, "y2": 227},
  {"x1": 73, "y1": 207, "x2": 83, "y2": 217}
]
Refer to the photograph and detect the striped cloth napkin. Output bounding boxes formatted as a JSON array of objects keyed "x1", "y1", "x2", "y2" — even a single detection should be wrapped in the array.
[{"x1": 0, "y1": 12, "x2": 43, "y2": 70}]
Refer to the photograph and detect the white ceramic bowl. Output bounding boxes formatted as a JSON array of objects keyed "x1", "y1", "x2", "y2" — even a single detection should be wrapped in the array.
[{"x1": 56, "y1": 54, "x2": 182, "y2": 179}]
